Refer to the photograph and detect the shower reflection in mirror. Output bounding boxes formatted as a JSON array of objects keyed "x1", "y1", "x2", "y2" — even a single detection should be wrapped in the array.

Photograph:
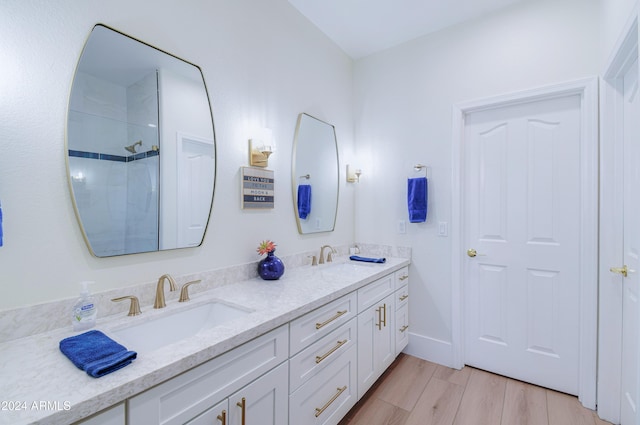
[{"x1": 67, "y1": 25, "x2": 215, "y2": 257}]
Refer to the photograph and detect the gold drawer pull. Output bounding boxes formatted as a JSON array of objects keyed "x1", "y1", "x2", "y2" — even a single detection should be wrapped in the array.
[
  {"x1": 315, "y1": 386, "x2": 347, "y2": 417},
  {"x1": 236, "y1": 397, "x2": 246, "y2": 425},
  {"x1": 400, "y1": 325, "x2": 409, "y2": 333},
  {"x1": 381, "y1": 303, "x2": 387, "y2": 327},
  {"x1": 315, "y1": 339, "x2": 348, "y2": 364},
  {"x1": 316, "y1": 310, "x2": 347, "y2": 329},
  {"x1": 376, "y1": 306, "x2": 382, "y2": 330},
  {"x1": 217, "y1": 410, "x2": 226, "y2": 425},
  {"x1": 399, "y1": 294, "x2": 408, "y2": 301},
  {"x1": 399, "y1": 275, "x2": 409, "y2": 281}
]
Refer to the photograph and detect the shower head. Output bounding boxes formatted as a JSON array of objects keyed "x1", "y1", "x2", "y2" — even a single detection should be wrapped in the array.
[{"x1": 125, "y1": 140, "x2": 142, "y2": 154}]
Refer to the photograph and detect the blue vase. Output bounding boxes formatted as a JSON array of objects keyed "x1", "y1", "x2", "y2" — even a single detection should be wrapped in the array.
[{"x1": 258, "y1": 250, "x2": 285, "y2": 280}]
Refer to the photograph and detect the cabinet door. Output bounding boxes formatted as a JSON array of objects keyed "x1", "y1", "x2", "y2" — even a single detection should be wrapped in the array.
[
  {"x1": 186, "y1": 400, "x2": 228, "y2": 425},
  {"x1": 357, "y1": 293, "x2": 395, "y2": 398},
  {"x1": 229, "y1": 362, "x2": 289, "y2": 425},
  {"x1": 74, "y1": 403, "x2": 125, "y2": 425}
]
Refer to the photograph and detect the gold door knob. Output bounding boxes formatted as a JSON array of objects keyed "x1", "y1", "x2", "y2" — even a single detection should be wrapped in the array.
[
  {"x1": 467, "y1": 249, "x2": 477, "y2": 257},
  {"x1": 610, "y1": 265, "x2": 628, "y2": 277}
]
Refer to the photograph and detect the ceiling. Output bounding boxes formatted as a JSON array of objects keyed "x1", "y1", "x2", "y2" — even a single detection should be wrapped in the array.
[{"x1": 287, "y1": 0, "x2": 531, "y2": 59}]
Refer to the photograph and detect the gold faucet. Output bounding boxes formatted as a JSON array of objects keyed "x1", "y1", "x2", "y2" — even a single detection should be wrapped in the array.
[
  {"x1": 111, "y1": 295, "x2": 142, "y2": 316},
  {"x1": 179, "y1": 280, "x2": 201, "y2": 302},
  {"x1": 319, "y1": 245, "x2": 337, "y2": 264},
  {"x1": 154, "y1": 274, "x2": 177, "y2": 309}
]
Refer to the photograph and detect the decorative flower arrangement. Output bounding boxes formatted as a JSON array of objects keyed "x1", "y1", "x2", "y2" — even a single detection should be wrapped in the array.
[
  {"x1": 257, "y1": 240, "x2": 277, "y2": 256},
  {"x1": 256, "y1": 240, "x2": 284, "y2": 280}
]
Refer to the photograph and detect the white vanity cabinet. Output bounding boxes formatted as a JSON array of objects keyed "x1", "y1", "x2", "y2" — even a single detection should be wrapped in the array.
[
  {"x1": 356, "y1": 274, "x2": 396, "y2": 399},
  {"x1": 73, "y1": 403, "x2": 125, "y2": 425},
  {"x1": 289, "y1": 293, "x2": 359, "y2": 425},
  {"x1": 394, "y1": 267, "x2": 410, "y2": 355},
  {"x1": 127, "y1": 325, "x2": 289, "y2": 425},
  {"x1": 227, "y1": 362, "x2": 289, "y2": 425}
]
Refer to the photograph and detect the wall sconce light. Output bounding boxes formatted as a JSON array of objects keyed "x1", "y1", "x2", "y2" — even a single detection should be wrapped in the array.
[
  {"x1": 249, "y1": 139, "x2": 273, "y2": 167},
  {"x1": 346, "y1": 164, "x2": 362, "y2": 183},
  {"x1": 249, "y1": 128, "x2": 274, "y2": 168}
]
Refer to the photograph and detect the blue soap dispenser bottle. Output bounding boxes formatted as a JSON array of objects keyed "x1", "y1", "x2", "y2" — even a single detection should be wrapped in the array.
[{"x1": 72, "y1": 281, "x2": 97, "y2": 331}]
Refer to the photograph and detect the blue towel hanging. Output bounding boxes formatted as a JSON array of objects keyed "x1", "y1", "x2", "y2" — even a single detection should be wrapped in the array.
[
  {"x1": 298, "y1": 184, "x2": 312, "y2": 219},
  {"x1": 59, "y1": 330, "x2": 137, "y2": 378},
  {"x1": 407, "y1": 177, "x2": 427, "y2": 223}
]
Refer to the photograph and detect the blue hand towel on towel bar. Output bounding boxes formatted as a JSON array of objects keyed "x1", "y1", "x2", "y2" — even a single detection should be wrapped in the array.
[
  {"x1": 59, "y1": 330, "x2": 137, "y2": 378},
  {"x1": 407, "y1": 177, "x2": 427, "y2": 223},
  {"x1": 350, "y1": 255, "x2": 386, "y2": 264},
  {"x1": 297, "y1": 184, "x2": 312, "y2": 219}
]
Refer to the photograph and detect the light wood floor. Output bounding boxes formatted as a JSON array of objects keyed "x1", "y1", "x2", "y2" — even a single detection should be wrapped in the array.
[{"x1": 339, "y1": 354, "x2": 612, "y2": 425}]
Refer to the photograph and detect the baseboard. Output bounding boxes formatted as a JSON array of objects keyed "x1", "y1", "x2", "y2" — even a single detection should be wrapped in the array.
[{"x1": 402, "y1": 332, "x2": 455, "y2": 368}]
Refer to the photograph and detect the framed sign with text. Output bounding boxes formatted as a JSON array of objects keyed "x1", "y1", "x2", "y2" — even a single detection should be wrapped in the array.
[{"x1": 241, "y1": 167, "x2": 274, "y2": 209}]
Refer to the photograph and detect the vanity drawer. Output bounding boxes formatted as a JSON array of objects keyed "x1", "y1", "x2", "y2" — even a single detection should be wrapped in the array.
[
  {"x1": 128, "y1": 325, "x2": 288, "y2": 425},
  {"x1": 289, "y1": 344, "x2": 357, "y2": 425},
  {"x1": 290, "y1": 317, "x2": 357, "y2": 392},
  {"x1": 357, "y1": 274, "x2": 394, "y2": 313},
  {"x1": 395, "y1": 300, "x2": 409, "y2": 355},
  {"x1": 396, "y1": 283, "x2": 409, "y2": 310},
  {"x1": 290, "y1": 292, "x2": 357, "y2": 355},
  {"x1": 394, "y1": 266, "x2": 409, "y2": 290}
]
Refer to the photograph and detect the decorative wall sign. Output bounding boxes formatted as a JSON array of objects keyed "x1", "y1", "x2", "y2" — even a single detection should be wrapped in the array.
[{"x1": 241, "y1": 167, "x2": 274, "y2": 209}]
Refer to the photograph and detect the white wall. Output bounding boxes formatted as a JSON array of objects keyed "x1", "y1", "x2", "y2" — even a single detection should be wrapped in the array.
[
  {"x1": 353, "y1": 0, "x2": 601, "y2": 365},
  {"x1": 600, "y1": 0, "x2": 638, "y2": 68},
  {"x1": 0, "y1": 0, "x2": 355, "y2": 310}
]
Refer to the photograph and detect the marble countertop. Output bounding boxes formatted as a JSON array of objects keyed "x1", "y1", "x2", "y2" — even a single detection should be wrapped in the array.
[{"x1": 0, "y1": 257, "x2": 409, "y2": 425}]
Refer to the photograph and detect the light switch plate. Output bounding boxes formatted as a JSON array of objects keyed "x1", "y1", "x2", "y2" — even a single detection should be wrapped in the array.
[{"x1": 438, "y1": 221, "x2": 448, "y2": 237}]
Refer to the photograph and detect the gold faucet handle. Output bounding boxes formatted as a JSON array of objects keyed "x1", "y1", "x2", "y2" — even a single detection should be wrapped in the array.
[
  {"x1": 179, "y1": 280, "x2": 202, "y2": 302},
  {"x1": 327, "y1": 248, "x2": 337, "y2": 263},
  {"x1": 309, "y1": 255, "x2": 318, "y2": 266},
  {"x1": 111, "y1": 296, "x2": 142, "y2": 316}
]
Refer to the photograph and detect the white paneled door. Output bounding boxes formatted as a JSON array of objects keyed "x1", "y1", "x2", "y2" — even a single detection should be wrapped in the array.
[
  {"x1": 619, "y1": 57, "x2": 640, "y2": 425},
  {"x1": 463, "y1": 94, "x2": 583, "y2": 395},
  {"x1": 177, "y1": 134, "x2": 215, "y2": 247}
]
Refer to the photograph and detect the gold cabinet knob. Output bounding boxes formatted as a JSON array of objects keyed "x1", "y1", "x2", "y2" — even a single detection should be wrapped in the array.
[
  {"x1": 610, "y1": 265, "x2": 628, "y2": 278},
  {"x1": 467, "y1": 249, "x2": 477, "y2": 258}
]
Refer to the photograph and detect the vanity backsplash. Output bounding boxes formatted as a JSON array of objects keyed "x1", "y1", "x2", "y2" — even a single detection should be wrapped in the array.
[{"x1": 0, "y1": 243, "x2": 411, "y2": 343}]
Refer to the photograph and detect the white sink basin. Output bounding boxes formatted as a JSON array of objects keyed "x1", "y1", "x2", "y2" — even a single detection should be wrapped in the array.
[
  {"x1": 320, "y1": 261, "x2": 380, "y2": 280},
  {"x1": 111, "y1": 301, "x2": 251, "y2": 353}
]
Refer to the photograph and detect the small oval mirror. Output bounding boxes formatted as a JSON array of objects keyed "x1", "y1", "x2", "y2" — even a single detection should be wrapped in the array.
[
  {"x1": 291, "y1": 113, "x2": 339, "y2": 234},
  {"x1": 66, "y1": 25, "x2": 216, "y2": 257}
]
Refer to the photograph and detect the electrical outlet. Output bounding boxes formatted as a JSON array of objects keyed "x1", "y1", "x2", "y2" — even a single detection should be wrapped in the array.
[{"x1": 397, "y1": 220, "x2": 406, "y2": 234}]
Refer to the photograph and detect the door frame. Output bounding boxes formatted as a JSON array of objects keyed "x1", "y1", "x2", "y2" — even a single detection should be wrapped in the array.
[
  {"x1": 450, "y1": 77, "x2": 599, "y2": 409},
  {"x1": 598, "y1": 8, "x2": 638, "y2": 423}
]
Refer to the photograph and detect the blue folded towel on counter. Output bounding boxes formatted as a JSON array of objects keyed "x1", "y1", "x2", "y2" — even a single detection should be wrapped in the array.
[
  {"x1": 59, "y1": 330, "x2": 137, "y2": 378},
  {"x1": 408, "y1": 177, "x2": 427, "y2": 223},
  {"x1": 297, "y1": 184, "x2": 312, "y2": 219},
  {"x1": 350, "y1": 255, "x2": 386, "y2": 264}
]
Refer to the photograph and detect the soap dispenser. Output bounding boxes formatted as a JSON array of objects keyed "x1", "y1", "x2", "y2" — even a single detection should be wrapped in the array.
[{"x1": 72, "y1": 281, "x2": 97, "y2": 331}]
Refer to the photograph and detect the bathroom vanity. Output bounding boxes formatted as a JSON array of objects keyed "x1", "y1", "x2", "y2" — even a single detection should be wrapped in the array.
[{"x1": 0, "y1": 257, "x2": 409, "y2": 425}]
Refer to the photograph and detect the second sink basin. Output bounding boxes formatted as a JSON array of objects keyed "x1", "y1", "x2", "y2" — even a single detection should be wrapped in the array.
[{"x1": 111, "y1": 301, "x2": 252, "y2": 353}]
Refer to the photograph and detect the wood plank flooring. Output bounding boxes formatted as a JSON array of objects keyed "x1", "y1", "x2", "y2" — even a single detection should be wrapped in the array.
[{"x1": 339, "y1": 354, "x2": 612, "y2": 425}]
